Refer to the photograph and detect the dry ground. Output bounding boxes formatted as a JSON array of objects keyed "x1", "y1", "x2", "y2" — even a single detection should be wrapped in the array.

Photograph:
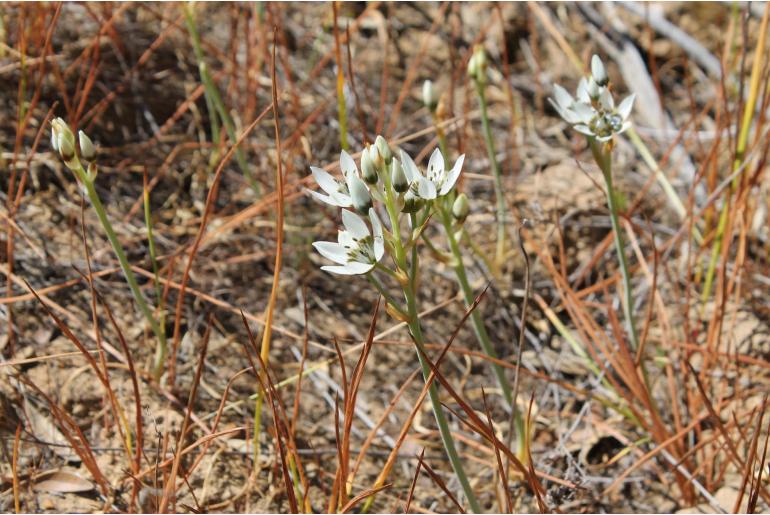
[{"x1": 1, "y1": 2, "x2": 770, "y2": 513}]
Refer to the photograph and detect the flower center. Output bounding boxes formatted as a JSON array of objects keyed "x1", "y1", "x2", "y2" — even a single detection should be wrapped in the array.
[{"x1": 343, "y1": 235, "x2": 375, "y2": 264}]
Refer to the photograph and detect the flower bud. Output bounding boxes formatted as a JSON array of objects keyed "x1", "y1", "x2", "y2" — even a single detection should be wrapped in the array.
[
  {"x1": 467, "y1": 46, "x2": 487, "y2": 82},
  {"x1": 79, "y1": 130, "x2": 96, "y2": 160},
  {"x1": 591, "y1": 54, "x2": 608, "y2": 86},
  {"x1": 452, "y1": 193, "x2": 470, "y2": 223},
  {"x1": 374, "y1": 135, "x2": 392, "y2": 166},
  {"x1": 361, "y1": 146, "x2": 378, "y2": 185},
  {"x1": 402, "y1": 189, "x2": 423, "y2": 214},
  {"x1": 349, "y1": 175, "x2": 372, "y2": 213},
  {"x1": 422, "y1": 80, "x2": 439, "y2": 112},
  {"x1": 390, "y1": 158, "x2": 408, "y2": 193},
  {"x1": 51, "y1": 117, "x2": 76, "y2": 161}
]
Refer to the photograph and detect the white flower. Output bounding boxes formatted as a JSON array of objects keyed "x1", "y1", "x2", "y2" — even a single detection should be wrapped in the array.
[
  {"x1": 549, "y1": 58, "x2": 635, "y2": 143},
  {"x1": 306, "y1": 150, "x2": 366, "y2": 208},
  {"x1": 399, "y1": 148, "x2": 464, "y2": 201},
  {"x1": 312, "y1": 208, "x2": 384, "y2": 275}
]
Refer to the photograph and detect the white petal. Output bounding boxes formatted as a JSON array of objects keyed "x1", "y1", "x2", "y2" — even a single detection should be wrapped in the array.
[
  {"x1": 400, "y1": 149, "x2": 420, "y2": 184},
  {"x1": 338, "y1": 229, "x2": 356, "y2": 248},
  {"x1": 306, "y1": 188, "x2": 348, "y2": 207},
  {"x1": 310, "y1": 166, "x2": 340, "y2": 195},
  {"x1": 313, "y1": 241, "x2": 349, "y2": 264},
  {"x1": 616, "y1": 121, "x2": 631, "y2": 136},
  {"x1": 599, "y1": 88, "x2": 614, "y2": 111},
  {"x1": 617, "y1": 94, "x2": 635, "y2": 120},
  {"x1": 576, "y1": 78, "x2": 590, "y2": 103},
  {"x1": 571, "y1": 103, "x2": 596, "y2": 124},
  {"x1": 417, "y1": 176, "x2": 437, "y2": 200},
  {"x1": 549, "y1": 98, "x2": 578, "y2": 124},
  {"x1": 553, "y1": 84, "x2": 574, "y2": 110},
  {"x1": 329, "y1": 191, "x2": 353, "y2": 207},
  {"x1": 322, "y1": 262, "x2": 374, "y2": 275},
  {"x1": 339, "y1": 150, "x2": 359, "y2": 179},
  {"x1": 369, "y1": 208, "x2": 384, "y2": 261},
  {"x1": 439, "y1": 154, "x2": 464, "y2": 196},
  {"x1": 341, "y1": 209, "x2": 370, "y2": 239},
  {"x1": 426, "y1": 148, "x2": 445, "y2": 183}
]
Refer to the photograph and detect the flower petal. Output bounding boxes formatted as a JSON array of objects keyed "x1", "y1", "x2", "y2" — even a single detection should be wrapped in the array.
[
  {"x1": 576, "y1": 77, "x2": 590, "y2": 103},
  {"x1": 312, "y1": 241, "x2": 349, "y2": 264},
  {"x1": 400, "y1": 149, "x2": 420, "y2": 184},
  {"x1": 339, "y1": 150, "x2": 359, "y2": 179},
  {"x1": 439, "y1": 154, "x2": 464, "y2": 196},
  {"x1": 306, "y1": 188, "x2": 350, "y2": 207},
  {"x1": 417, "y1": 176, "x2": 437, "y2": 199},
  {"x1": 617, "y1": 94, "x2": 635, "y2": 120},
  {"x1": 321, "y1": 262, "x2": 374, "y2": 275},
  {"x1": 369, "y1": 208, "x2": 384, "y2": 261},
  {"x1": 341, "y1": 209, "x2": 370, "y2": 239},
  {"x1": 571, "y1": 103, "x2": 596, "y2": 124},
  {"x1": 553, "y1": 84, "x2": 574, "y2": 110},
  {"x1": 549, "y1": 98, "x2": 577, "y2": 124},
  {"x1": 310, "y1": 166, "x2": 340, "y2": 195},
  {"x1": 599, "y1": 87, "x2": 614, "y2": 111},
  {"x1": 426, "y1": 148, "x2": 445, "y2": 184},
  {"x1": 573, "y1": 124, "x2": 595, "y2": 137}
]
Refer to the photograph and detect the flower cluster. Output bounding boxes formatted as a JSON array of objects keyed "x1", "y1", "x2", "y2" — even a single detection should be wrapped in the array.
[
  {"x1": 550, "y1": 55, "x2": 634, "y2": 142},
  {"x1": 307, "y1": 136, "x2": 464, "y2": 275}
]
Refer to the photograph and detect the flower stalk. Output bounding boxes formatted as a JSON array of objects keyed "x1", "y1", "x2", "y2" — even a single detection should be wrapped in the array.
[
  {"x1": 550, "y1": 55, "x2": 639, "y2": 352},
  {"x1": 52, "y1": 119, "x2": 167, "y2": 379},
  {"x1": 469, "y1": 47, "x2": 508, "y2": 268}
]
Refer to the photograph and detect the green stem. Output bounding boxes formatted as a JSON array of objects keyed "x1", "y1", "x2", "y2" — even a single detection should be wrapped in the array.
[
  {"x1": 473, "y1": 79, "x2": 507, "y2": 267},
  {"x1": 81, "y1": 172, "x2": 167, "y2": 379},
  {"x1": 438, "y1": 205, "x2": 526, "y2": 457},
  {"x1": 402, "y1": 283, "x2": 482, "y2": 514},
  {"x1": 378, "y1": 178, "x2": 480, "y2": 512},
  {"x1": 590, "y1": 139, "x2": 639, "y2": 352},
  {"x1": 184, "y1": 3, "x2": 258, "y2": 192}
]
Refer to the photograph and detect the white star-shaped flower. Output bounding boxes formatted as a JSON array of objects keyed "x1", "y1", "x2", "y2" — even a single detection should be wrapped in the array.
[
  {"x1": 312, "y1": 208, "x2": 384, "y2": 275},
  {"x1": 306, "y1": 150, "x2": 365, "y2": 208},
  {"x1": 399, "y1": 148, "x2": 464, "y2": 201},
  {"x1": 549, "y1": 55, "x2": 635, "y2": 142}
]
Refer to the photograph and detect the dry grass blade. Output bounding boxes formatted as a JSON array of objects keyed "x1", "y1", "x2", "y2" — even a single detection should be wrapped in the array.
[
  {"x1": 241, "y1": 316, "x2": 299, "y2": 514},
  {"x1": 481, "y1": 387, "x2": 511, "y2": 513},
  {"x1": 404, "y1": 449, "x2": 424, "y2": 514},
  {"x1": 159, "y1": 315, "x2": 211, "y2": 513},
  {"x1": 18, "y1": 378, "x2": 109, "y2": 496},
  {"x1": 414, "y1": 452, "x2": 466, "y2": 514}
]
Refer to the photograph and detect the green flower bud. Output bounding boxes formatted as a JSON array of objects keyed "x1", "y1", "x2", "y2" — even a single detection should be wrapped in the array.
[
  {"x1": 361, "y1": 146, "x2": 378, "y2": 185},
  {"x1": 374, "y1": 135, "x2": 392, "y2": 166},
  {"x1": 390, "y1": 158, "x2": 408, "y2": 193},
  {"x1": 422, "y1": 80, "x2": 439, "y2": 112},
  {"x1": 51, "y1": 117, "x2": 76, "y2": 162},
  {"x1": 402, "y1": 189, "x2": 423, "y2": 214},
  {"x1": 78, "y1": 130, "x2": 96, "y2": 160},
  {"x1": 452, "y1": 193, "x2": 470, "y2": 223},
  {"x1": 591, "y1": 54, "x2": 608, "y2": 87},
  {"x1": 349, "y1": 175, "x2": 372, "y2": 213}
]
